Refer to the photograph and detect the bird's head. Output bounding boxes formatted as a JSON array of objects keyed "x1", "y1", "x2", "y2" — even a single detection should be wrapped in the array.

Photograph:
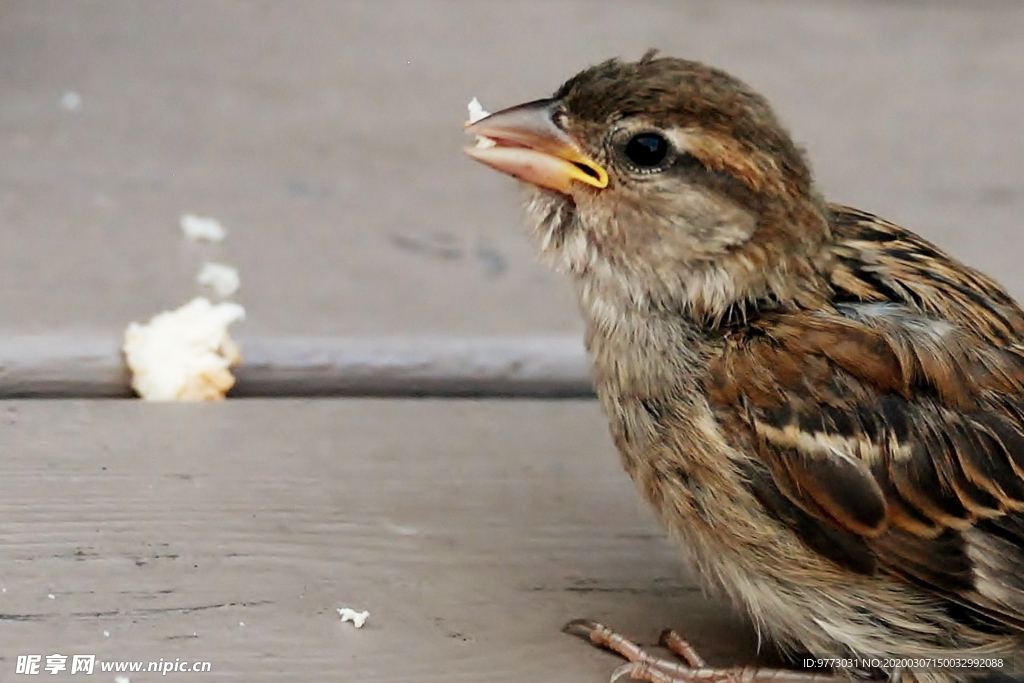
[{"x1": 465, "y1": 53, "x2": 831, "y2": 326}]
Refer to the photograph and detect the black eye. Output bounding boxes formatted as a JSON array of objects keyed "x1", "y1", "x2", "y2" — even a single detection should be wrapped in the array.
[{"x1": 624, "y1": 132, "x2": 671, "y2": 168}]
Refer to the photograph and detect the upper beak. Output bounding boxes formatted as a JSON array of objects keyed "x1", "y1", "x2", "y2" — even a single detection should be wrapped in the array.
[{"x1": 463, "y1": 98, "x2": 608, "y2": 194}]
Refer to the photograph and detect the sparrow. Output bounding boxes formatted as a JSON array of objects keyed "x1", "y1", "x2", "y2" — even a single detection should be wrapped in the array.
[{"x1": 463, "y1": 51, "x2": 1024, "y2": 683}]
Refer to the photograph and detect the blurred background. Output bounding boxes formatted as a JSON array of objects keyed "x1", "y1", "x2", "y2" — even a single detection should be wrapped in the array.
[
  {"x1": 3, "y1": 1, "x2": 1023, "y2": 340},
  {"x1": 1, "y1": 2, "x2": 1022, "y2": 681}
]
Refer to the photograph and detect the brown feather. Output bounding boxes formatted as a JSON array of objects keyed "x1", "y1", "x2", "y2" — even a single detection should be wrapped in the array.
[
  {"x1": 705, "y1": 207, "x2": 1024, "y2": 633},
  {"x1": 473, "y1": 54, "x2": 1024, "y2": 681}
]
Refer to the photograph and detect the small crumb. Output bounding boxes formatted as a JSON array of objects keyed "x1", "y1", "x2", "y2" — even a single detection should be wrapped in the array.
[
  {"x1": 103, "y1": 630, "x2": 110, "y2": 637},
  {"x1": 467, "y1": 97, "x2": 495, "y2": 149},
  {"x1": 197, "y1": 262, "x2": 241, "y2": 298},
  {"x1": 123, "y1": 297, "x2": 245, "y2": 401},
  {"x1": 47, "y1": 593, "x2": 55, "y2": 600},
  {"x1": 239, "y1": 621, "x2": 245, "y2": 627},
  {"x1": 115, "y1": 676, "x2": 130, "y2": 683},
  {"x1": 180, "y1": 214, "x2": 227, "y2": 243},
  {"x1": 337, "y1": 607, "x2": 369, "y2": 629},
  {"x1": 467, "y1": 97, "x2": 489, "y2": 124},
  {"x1": 384, "y1": 521, "x2": 418, "y2": 536},
  {"x1": 60, "y1": 91, "x2": 82, "y2": 111}
]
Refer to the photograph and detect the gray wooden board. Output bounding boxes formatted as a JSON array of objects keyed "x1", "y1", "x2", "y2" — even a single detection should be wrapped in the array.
[
  {"x1": 0, "y1": 336, "x2": 594, "y2": 399},
  {"x1": 4, "y1": 1, "x2": 1024, "y2": 680},
  {"x1": 2, "y1": 1, "x2": 1023, "y2": 338},
  {"x1": 0, "y1": 400, "x2": 758, "y2": 681}
]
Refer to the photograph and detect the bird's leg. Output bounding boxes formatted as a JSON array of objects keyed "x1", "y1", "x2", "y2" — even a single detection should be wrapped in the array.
[
  {"x1": 659, "y1": 628, "x2": 708, "y2": 668},
  {"x1": 564, "y1": 619, "x2": 845, "y2": 683}
]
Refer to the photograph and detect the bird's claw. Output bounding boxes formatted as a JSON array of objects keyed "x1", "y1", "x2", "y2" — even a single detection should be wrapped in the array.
[
  {"x1": 564, "y1": 619, "x2": 840, "y2": 683},
  {"x1": 565, "y1": 618, "x2": 720, "y2": 683}
]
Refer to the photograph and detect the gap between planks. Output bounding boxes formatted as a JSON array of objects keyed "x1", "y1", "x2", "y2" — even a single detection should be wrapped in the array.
[{"x1": 0, "y1": 336, "x2": 594, "y2": 399}]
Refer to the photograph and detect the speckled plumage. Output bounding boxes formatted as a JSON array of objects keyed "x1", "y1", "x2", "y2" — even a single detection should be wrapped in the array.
[{"x1": 468, "y1": 52, "x2": 1024, "y2": 683}]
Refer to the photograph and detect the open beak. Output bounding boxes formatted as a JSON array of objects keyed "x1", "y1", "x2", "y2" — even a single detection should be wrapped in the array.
[{"x1": 463, "y1": 98, "x2": 608, "y2": 195}]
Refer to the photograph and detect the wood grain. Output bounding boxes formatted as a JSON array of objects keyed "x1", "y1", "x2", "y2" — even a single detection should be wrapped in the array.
[{"x1": 0, "y1": 400, "x2": 757, "y2": 681}]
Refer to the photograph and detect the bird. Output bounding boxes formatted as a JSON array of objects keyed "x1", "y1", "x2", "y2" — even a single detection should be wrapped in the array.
[{"x1": 463, "y1": 51, "x2": 1024, "y2": 683}]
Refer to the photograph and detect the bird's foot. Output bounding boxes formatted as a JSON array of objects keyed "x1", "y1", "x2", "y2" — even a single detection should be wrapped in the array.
[{"x1": 564, "y1": 619, "x2": 842, "y2": 683}]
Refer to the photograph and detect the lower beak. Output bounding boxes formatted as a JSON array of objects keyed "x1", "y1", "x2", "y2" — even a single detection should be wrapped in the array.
[{"x1": 463, "y1": 98, "x2": 608, "y2": 194}]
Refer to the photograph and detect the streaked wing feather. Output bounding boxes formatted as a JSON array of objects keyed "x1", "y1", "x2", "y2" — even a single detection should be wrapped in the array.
[{"x1": 708, "y1": 206, "x2": 1024, "y2": 628}]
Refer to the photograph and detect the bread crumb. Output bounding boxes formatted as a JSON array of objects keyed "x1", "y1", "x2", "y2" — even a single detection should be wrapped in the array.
[
  {"x1": 197, "y1": 262, "x2": 240, "y2": 298},
  {"x1": 60, "y1": 91, "x2": 82, "y2": 111},
  {"x1": 180, "y1": 214, "x2": 226, "y2": 243},
  {"x1": 468, "y1": 97, "x2": 489, "y2": 124},
  {"x1": 337, "y1": 607, "x2": 369, "y2": 628},
  {"x1": 467, "y1": 97, "x2": 495, "y2": 149},
  {"x1": 123, "y1": 297, "x2": 245, "y2": 401}
]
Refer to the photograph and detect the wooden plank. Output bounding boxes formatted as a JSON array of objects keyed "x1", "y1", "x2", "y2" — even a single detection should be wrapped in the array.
[
  {"x1": 4, "y1": 0, "x2": 1024, "y2": 343},
  {"x1": 0, "y1": 337, "x2": 592, "y2": 398},
  {"x1": 0, "y1": 400, "x2": 759, "y2": 681}
]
